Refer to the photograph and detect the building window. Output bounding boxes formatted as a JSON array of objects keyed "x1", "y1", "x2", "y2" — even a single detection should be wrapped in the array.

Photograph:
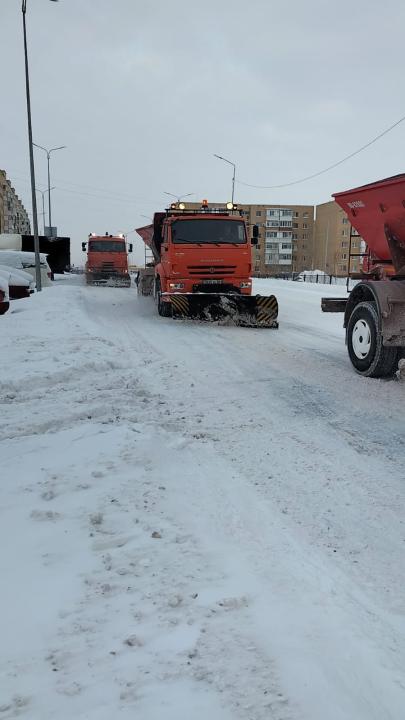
[
  {"x1": 303, "y1": 223, "x2": 308, "y2": 229},
  {"x1": 294, "y1": 212, "x2": 299, "y2": 218},
  {"x1": 302, "y1": 233, "x2": 307, "y2": 239},
  {"x1": 303, "y1": 212, "x2": 309, "y2": 218},
  {"x1": 342, "y1": 229, "x2": 348, "y2": 236},
  {"x1": 293, "y1": 222, "x2": 298, "y2": 228},
  {"x1": 281, "y1": 243, "x2": 292, "y2": 249},
  {"x1": 341, "y1": 241, "x2": 348, "y2": 248},
  {"x1": 342, "y1": 217, "x2": 349, "y2": 224},
  {"x1": 256, "y1": 210, "x2": 262, "y2": 216}
]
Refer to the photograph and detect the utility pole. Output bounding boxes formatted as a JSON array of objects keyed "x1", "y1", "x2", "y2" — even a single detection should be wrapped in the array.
[
  {"x1": 21, "y1": 0, "x2": 59, "y2": 289},
  {"x1": 22, "y1": 0, "x2": 41, "y2": 290}
]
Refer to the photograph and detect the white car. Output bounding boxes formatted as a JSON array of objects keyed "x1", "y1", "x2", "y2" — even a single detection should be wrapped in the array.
[
  {"x1": 0, "y1": 274, "x2": 10, "y2": 315},
  {"x1": 0, "y1": 266, "x2": 33, "y2": 300},
  {"x1": 0, "y1": 250, "x2": 52, "y2": 288}
]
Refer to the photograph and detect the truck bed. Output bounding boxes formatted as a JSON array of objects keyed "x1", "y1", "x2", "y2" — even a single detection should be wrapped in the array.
[{"x1": 333, "y1": 173, "x2": 405, "y2": 262}]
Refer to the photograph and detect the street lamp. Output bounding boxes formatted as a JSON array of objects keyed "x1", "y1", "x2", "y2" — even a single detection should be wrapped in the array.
[
  {"x1": 164, "y1": 191, "x2": 194, "y2": 203},
  {"x1": 213, "y1": 154, "x2": 236, "y2": 204},
  {"x1": 22, "y1": 0, "x2": 58, "y2": 291},
  {"x1": 33, "y1": 143, "x2": 65, "y2": 237},
  {"x1": 36, "y1": 186, "x2": 55, "y2": 235}
]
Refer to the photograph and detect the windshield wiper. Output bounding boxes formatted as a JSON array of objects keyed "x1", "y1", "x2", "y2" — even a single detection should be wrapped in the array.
[{"x1": 176, "y1": 238, "x2": 203, "y2": 246}]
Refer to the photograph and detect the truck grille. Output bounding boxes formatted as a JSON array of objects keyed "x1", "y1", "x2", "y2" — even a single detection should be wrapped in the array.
[
  {"x1": 187, "y1": 265, "x2": 236, "y2": 275},
  {"x1": 101, "y1": 262, "x2": 115, "y2": 271}
]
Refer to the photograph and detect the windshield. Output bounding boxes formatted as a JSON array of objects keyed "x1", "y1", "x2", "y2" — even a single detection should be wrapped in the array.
[
  {"x1": 88, "y1": 241, "x2": 126, "y2": 253},
  {"x1": 171, "y1": 219, "x2": 246, "y2": 244}
]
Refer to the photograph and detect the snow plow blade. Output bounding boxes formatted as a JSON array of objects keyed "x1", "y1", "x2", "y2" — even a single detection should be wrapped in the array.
[
  {"x1": 168, "y1": 293, "x2": 279, "y2": 327},
  {"x1": 86, "y1": 273, "x2": 131, "y2": 287}
]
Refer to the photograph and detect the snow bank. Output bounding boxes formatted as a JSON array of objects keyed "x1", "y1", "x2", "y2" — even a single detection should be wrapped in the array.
[{"x1": 1, "y1": 277, "x2": 404, "y2": 720}]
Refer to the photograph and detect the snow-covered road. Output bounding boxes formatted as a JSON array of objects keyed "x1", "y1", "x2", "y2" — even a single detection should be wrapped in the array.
[{"x1": 1, "y1": 277, "x2": 405, "y2": 719}]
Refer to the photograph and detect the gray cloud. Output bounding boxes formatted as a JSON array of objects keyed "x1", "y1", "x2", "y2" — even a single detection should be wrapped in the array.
[{"x1": 2, "y1": 0, "x2": 405, "y2": 265}]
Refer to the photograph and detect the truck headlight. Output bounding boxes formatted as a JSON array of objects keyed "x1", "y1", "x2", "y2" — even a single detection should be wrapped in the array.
[
  {"x1": 169, "y1": 282, "x2": 185, "y2": 290},
  {"x1": 240, "y1": 281, "x2": 251, "y2": 288}
]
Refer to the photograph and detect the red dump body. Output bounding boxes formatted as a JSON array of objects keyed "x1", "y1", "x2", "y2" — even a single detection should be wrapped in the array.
[{"x1": 333, "y1": 174, "x2": 405, "y2": 262}]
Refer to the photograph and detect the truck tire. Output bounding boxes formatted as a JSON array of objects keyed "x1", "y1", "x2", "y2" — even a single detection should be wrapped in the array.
[
  {"x1": 155, "y1": 278, "x2": 172, "y2": 318},
  {"x1": 347, "y1": 301, "x2": 398, "y2": 378}
]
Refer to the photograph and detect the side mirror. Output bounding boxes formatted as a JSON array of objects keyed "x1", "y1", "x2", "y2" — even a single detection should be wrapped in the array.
[
  {"x1": 128, "y1": 243, "x2": 133, "y2": 253},
  {"x1": 82, "y1": 242, "x2": 86, "y2": 252},
  {"x1": 252, "y1": 224, "x2": 259, "y2": 238},
  {"x1": 251, "y1": 236, "x2": 258, "y2": 246}
]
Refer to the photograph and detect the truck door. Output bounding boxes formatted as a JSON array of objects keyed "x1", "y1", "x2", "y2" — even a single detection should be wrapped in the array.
[{"x1": 161, "y1": 225, "x2": 170, "y2": 280}]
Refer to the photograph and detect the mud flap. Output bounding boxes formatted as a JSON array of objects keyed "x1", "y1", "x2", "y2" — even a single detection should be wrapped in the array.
[{"x1": 167, "y1": 293, "x2": 278, "y2": 328}]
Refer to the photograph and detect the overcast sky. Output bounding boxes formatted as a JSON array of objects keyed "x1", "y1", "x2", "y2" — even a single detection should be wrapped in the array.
[{"x1": 2, "y1": 0, "x2": 405, "y2": 265}]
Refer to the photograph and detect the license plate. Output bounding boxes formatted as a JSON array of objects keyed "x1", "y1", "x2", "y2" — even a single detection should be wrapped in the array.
[{"x1": 202, "y1": 279, "x2": 222, "y2": 284}]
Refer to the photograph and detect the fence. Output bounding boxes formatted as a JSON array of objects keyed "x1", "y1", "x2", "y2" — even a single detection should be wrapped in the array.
[{"x1": 253, "y1": 272, "x2": 350, "y2": 286}]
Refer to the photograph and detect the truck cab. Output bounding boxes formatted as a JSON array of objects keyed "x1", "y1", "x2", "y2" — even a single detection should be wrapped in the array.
[
  {"x1": 82, "y1": 233, "x2": 132, "y2": 287},
  {"x1": 136, "y1": 202, "x2": 278, "y2": 327},
  {"x1": 144, "y1": 204, "x2": 256, "y2": 310}
]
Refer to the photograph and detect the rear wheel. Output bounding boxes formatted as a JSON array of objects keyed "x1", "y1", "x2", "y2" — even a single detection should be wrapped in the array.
[
  {"x1": 347, "y1": 301, "x2": 397, "y2": 377},
  {"x1": 155, "y1": 278, "x2": 172, "y2": 317}
]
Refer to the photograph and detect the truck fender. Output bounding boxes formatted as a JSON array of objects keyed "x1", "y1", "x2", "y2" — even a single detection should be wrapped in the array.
[{"x1": 344, "y1": 280, "x2": 405, "y2": 346}]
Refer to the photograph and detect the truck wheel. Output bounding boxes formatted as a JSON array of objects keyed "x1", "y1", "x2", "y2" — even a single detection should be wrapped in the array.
[
  {"x1": 155, "y1": 279, "x2": 172, "y2": 317},
  {"x1": 347, "y1": 301, "x2": 397, "y2": 378}
]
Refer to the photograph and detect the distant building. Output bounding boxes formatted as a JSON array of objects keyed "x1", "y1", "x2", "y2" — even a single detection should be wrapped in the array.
[
  {"x1": 244, "y1": 204, "x2": 315, "y2": 276},
  {"x1": 0, "y1": 170, "x2": 31, "y2": 234},
  {"x1": 314, "y1": 201, "x2": 362, "y2": 277}
]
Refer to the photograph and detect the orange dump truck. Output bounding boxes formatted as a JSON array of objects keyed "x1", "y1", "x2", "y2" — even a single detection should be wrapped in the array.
[
  {"x1": 82, "y1": 233, "x2": 132, "y2": 287},
  {"x1": 136, "y1": 201, "x2": 278, "y2": 327},
  {"x1": 322, "y1": 174, "x2": 405, "y2": 377}
]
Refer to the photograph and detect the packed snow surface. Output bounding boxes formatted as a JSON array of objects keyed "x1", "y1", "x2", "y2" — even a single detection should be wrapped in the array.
[{"x1": 1, "y1": 276, "x2": 404, "y2": 719}]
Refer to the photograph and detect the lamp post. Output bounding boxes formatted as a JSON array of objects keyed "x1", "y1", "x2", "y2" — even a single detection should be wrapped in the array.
[
  {"x1": 22, "y1": 0, "x2": 59, "y2": 290},
  {"x1": 163, "y1": 192, "x2": 194, "y2": 203},
  {"x1": 213, "y1": 154, "x2": 236, "y2": 204},
  {"x1": 33, "y1": 143, "x2": 65, "y2": 237},
  {"x1": 36, "y1": 187, "x2": 55, "y2": 235}
]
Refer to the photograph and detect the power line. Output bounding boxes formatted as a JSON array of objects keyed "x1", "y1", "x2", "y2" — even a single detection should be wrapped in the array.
[
  {"x1": 10, "y1": 174, "x2": 161, "y2": 208},
  {"x1": 8, "y1": 169, "x2": 161, "y2": 205},
  {"x1": 237, "y1": 113, "x2": 405, "y2": 190}
]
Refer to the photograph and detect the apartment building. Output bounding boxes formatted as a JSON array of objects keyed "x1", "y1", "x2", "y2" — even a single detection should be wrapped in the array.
[
  {"x1": 244, "y1": 204, "x2": 315, "y2": 275},
  {"x1": 0, "y1": 170, "x2": 31, "y2": 234},
  {"x1": 184, "y1": 201, "x2": 315, "y2": 275},
  {"x1": 313, "y1": 201, "x2": 362, "y2": 277}
]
